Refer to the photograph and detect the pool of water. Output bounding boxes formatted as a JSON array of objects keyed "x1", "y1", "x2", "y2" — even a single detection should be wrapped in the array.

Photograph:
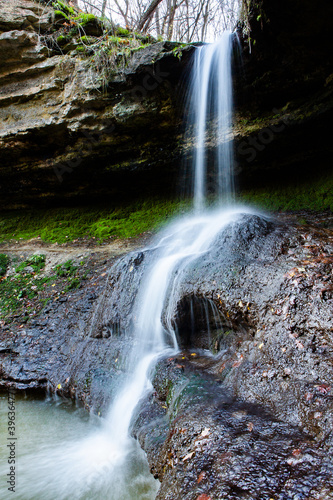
[{"x1": 0, "y1": 393, "x2": 159, "y2": 500}]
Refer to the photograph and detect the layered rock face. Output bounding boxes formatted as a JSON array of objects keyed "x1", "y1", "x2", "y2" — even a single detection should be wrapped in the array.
[
  {"x1": 0, "y1": 0, "x2": 191, "y2": 209},
  {"x1": 0, "y1": 0, "x2": 332, "y2": 208},
  {"x1": 233, "y1": 0, "x2": 333, "y2": 190}
]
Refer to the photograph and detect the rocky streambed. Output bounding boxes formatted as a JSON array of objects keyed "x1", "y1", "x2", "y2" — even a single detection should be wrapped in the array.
[{"x1": 0, "y1": 211, "x2": 332, "y2": 499}]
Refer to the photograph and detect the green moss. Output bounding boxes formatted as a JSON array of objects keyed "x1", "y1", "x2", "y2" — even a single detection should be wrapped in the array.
[
  {"x1": 0, "y1": 254, "x2": 9, "y2": 277},
  {"x1": 57, "y1": 34, "x2": 70, "y2": 45},
  {"x1": 79, "y1": 35, "x2": 96, "y2": 45},
  {"x1": 131, "y1": 44, "x2": 149, "y2": 52},
  {"x1": 116, "y1": 27, "x2": 130, "y2": 37},
  {"x1": 74, "y1": 13, "x2": 97, "y2": 25},
  {"x1": 240, "y1": 172, "x2": 333, "y2": 212},
  {"x1": 75, "y1": 45, "x2": 86, "y2": 53},
  {"x1": 0, "y1": 198, "x2": 191, "y2": 245},
  {"x1": 53, "y1": 1, "x2": 74, "y2": 15},
  {"x1": 54, "y1": 10, "x2": 69, "y2": 20}
]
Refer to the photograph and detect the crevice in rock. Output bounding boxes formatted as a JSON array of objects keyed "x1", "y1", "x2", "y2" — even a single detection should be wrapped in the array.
[{"x1": 173, "y1": 293, "x2": 254, "y2": 353}]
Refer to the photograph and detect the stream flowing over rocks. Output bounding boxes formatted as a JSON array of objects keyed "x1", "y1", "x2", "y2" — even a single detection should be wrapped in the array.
[
  {"x1": 1, "y1": 1, "x2": 333, "y2": 498},
  {"x1": 1, "y1": 213, "x2": 332, "y2": 499}
]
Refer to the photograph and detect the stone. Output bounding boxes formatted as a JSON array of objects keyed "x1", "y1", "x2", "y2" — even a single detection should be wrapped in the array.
[{"x1": 0, "y1": 0, "x2": 192, "y2": 209}]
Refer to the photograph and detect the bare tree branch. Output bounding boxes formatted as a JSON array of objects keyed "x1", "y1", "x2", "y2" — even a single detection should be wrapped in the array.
[{"x1": 137, "y1": 0, "x2": 165, "y2": 31}]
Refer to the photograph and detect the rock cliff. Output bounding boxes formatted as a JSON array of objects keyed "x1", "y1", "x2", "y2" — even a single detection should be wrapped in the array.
[
  {"x1": 233, "y1": 0, "x2": 333, "y2": 193},
  {"x1": 1, "y1": 0, "x2": 332, "y2": 210},
  {"x1": 0, "y1": 0, "x2": 192, "y2": 209}
]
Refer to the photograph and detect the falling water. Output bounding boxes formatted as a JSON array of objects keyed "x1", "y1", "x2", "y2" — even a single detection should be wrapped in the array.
[
  {"x1": 188, "y1": 32, "x2": 235, "y2": 209},
  {"x1": 2, "y1": 32, "x2": 254, "y2": 500},
  {"x1": 106, "y1": 33, "x2": 237, "y2": 448},
  {"x1": 102, "y1": 29, "x2": 242, "y2": 484}
]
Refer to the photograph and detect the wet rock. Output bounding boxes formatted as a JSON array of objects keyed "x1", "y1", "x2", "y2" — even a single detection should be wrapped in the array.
[
  {"x1": 131, "y1": 214, "x2": 333, "y2": 498},
  {"x1": 0, "y1": 214, "x2": 332, "y2": 498}
]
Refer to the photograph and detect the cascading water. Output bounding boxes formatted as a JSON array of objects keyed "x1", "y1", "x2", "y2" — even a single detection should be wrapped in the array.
[
  {"x1": 103, "y1": 31, "x2": 238, "y2": 461},
  {"x1": 1, "y1": 32, "x2": 257, "y2": 500},
  {"x1": 188, "y1": 32, "x2": 235, "y2": 209}
]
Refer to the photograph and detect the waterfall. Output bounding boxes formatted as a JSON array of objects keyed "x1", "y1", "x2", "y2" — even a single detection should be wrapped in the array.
[
  {"x1": 104, "y1": 31, "x2": 238, "y2": 452},
  {"x1": 8, "y1": 32, "x2": 251, "y2": 500},
  {"x1": 188, "y1": 32, "x2": 235, "y2": 210}
]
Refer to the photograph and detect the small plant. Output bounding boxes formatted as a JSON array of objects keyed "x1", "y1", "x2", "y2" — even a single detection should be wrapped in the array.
[
  {"x1": 55, "y1": 260, "x2": 78, "y2": 277},
  {"x1": 172, "y1": 46, "x2": 183, "y2": 60},
  {"x1": 64, "y1": 277, "x2": 81, "y2": 291},
  {"x1": 0, "y1": 273, "x2": 56, "y2": 319},
  {"x1": 0, "y1": 254, "x2": 9, "y2": 277},
  {"x1": 16, "y1": 254, "x2": 46, "y2": 273}
]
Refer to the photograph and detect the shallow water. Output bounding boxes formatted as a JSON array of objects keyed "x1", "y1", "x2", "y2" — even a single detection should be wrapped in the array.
[{"x1": 0, "y1": 394, "x2": 159, "y2": 500}]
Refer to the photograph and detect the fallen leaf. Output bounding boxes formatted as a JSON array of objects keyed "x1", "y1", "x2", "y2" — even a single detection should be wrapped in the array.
[
  {"x1": 197, "y1": 495, "x2": 211, "y2": 500},
  {"x1": 201, "y1": 428, "x2": 210, "y2": 437},
  {"x1": 57, "y1": 384, "x2": 62, "y2": 390},
  {"x1": 247, "y1": 422, "x2": 254, "y2": 432},
  {"x1": 315, "y1": 384, "x2": 331, "y2": 394},
  {"x1": 197, "y1": 471, "x2": 206, "y2": 484},
  {"x1": 183, "y1": 451, "x2": 195, "y2": 461},
  {"x1": 295, "y1": 339, "x2": 304, "y2": 349}
]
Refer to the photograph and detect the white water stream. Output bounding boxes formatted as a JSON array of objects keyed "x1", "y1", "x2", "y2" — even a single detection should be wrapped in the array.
[
  {"x1": 0, "y1": 33, "x2": 256, "y2": 499},
  {"x1": 188, "y1": 32, "x2": 235, "y2": 209},
  {"x1": 104, "y1": 33, "x2": 239, "y2": 458}
]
